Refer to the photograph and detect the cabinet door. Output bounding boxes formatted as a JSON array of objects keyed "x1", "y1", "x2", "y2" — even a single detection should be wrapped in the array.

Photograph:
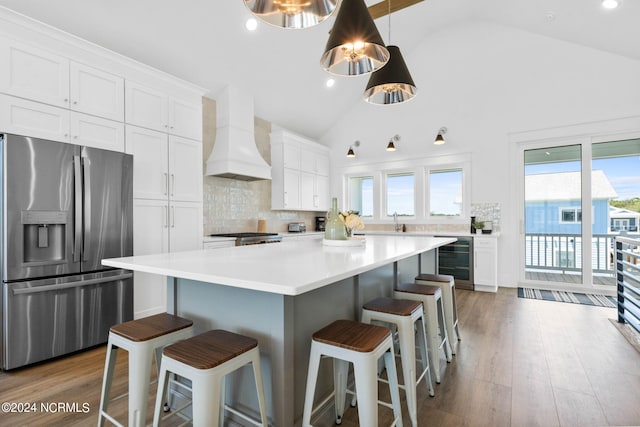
[
  {"x1": 316, "y1": 153, "x2": 330, "y2": 176},
  {"x1": 300, "y1": 149, "x2": 316, "y2": 172},
  {"x1": 169, "y1": 136, "x2": 202, "y2": 202},
  {"x1": 132, "y1": 198, "x2": 169, "y2": 318},
  {"x1": 125, "y1": 81, "x2": 168, "y2": 132},
  {"x1": 300, "y1": 172, "x2": 315, "y2": 210},
  {"x1": 70, "y1": 62, "x2": 124, "y2": 121},
  {"x1": 126, "y1": 126, "x2": 169, "y2": 200},
  {"x1": 474, "y1": 239, "x2": 497, "y2": 288},
  {"x1": 315, "y1": 174, "x2": 329, "y2": 211},
  {"x1": 283, "y1": 169, "x2": 300, "y2": 209},
  {"x1": 169, "y1": 201, "x2": 203, "y2": 253},
  {"x1": 283, "y1": 143, "x2": 300, "y2": 169},
  {"x1": 70, "y1": 112, "x2": 124, "y2": 152},
  {"x1": 0, "y1": 37, "x2": 69, "y2": 109},
  {"x1": 168, "y1": 97, "x2": 202, "y2": 140},
  {"x1": 0, "y1": 94, "x2": 70, "y2": 142}
]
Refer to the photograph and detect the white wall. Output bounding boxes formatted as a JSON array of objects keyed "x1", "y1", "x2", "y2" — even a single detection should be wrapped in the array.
[{"x1": 320, "y1": 20, "x2": 640, "y2": 287}]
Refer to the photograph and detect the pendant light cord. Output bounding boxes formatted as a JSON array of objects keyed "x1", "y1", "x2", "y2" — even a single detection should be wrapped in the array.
[{"x1": 388, "y1": 0, "x2": 391, "y2": 44}]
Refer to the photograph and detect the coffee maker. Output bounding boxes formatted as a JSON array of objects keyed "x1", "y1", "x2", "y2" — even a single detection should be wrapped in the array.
[{"x1": 315, "y1": 216, "x2": 326, "y2": 232}]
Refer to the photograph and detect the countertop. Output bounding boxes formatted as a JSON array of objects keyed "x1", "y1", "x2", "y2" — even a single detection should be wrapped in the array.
[
  {"x1": 202, "y1": 231, "x2": 324, "y2": 243},
  {"x1": 103, "y1": 235, "x2": 456, "y2": 296},
  {"x1": 355, "y1": 230, "x2": 500, "y2": 238}
]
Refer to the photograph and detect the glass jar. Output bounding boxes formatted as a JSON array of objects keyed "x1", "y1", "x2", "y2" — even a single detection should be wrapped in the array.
[{"x1": 324, "y1": 197, "x2": 347, "y2": 240}]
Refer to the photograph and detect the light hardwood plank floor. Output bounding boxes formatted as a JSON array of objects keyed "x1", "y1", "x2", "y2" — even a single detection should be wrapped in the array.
[{"x1": 0, "y1": 287, "x2": 639, "y2": 426}]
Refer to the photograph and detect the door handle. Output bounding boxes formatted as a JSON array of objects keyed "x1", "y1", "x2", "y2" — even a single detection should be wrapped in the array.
[
  {"x1": 163, "y1": 206, "x2": 168, "y2": 228},
  {"x1": 73, "y1": 155, "x2": 82, "y2": 263},
  {"x1": 82, "y1": 155, "x2": 91, "y2": 262},
  {"x1": 171, "y1": 206, "x2": 175, "y2": 228},
  {"x1": 12, "y1": 272, "x2": 133, "y2": 295},
  {"x1": 171, "y1": 174, "x2": 175, "y2": 197},
  {"x1": 164, "y1": 172, "x2": 168, "y2": 195}
]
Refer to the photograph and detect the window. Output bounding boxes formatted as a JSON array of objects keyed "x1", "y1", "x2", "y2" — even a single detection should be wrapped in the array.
[
  {"x1": 560, "y1": 207, "x2": 582, "y2": 223},
  {"x1": 348, "y1": 176, "x2": 373, "y2": 216},
  {"x1": 386, "y1": 172, "x2": 414, "y2": 216},
  {"x1": 428, "y1": 168, "x2": 463, "y2": 217}
]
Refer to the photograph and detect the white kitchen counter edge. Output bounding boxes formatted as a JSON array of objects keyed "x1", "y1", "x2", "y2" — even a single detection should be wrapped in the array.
[{"x1": 104, "y1": 235, "x2": 456, "y2": 296}]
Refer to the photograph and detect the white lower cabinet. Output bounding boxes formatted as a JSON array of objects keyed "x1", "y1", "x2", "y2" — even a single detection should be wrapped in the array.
[
  {"x1": 474, "y1": 236, "x2": 498, "y2": 292},
  {"x1": 133, "y1": 199, "x2": 202, "y2": 318}
]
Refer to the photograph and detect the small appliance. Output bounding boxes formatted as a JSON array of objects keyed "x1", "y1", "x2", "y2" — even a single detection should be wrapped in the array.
[
  {"x1": 288, "y1": 222, "x2": 306, "y2": 233},
  {"x1": 315, "y1": 216, "x2": 326, "y2": 232}
]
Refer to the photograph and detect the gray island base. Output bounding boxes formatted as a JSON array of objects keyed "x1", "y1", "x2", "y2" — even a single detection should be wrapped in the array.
[{"x1": 103, "y1": 235, "x2": 455, "y2": 426}]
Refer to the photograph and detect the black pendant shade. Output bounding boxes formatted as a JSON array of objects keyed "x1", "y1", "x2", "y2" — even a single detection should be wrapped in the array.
[
  {"x1": 363, "y1": 45, "x2": 416, "y2": 104},
  {"x1": 320, "y1": 0, "x2": 389, "y2": 76},
  {"x1": 244, "y1": 0, "x2": 338, "y2": 29}
]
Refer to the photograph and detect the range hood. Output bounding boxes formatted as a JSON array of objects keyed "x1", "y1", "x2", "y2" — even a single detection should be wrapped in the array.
[{"x1": 205, "y1": 85, "x2": 271, "y2": 181}]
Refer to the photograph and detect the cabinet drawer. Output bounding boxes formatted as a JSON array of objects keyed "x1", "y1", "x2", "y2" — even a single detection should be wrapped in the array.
[{"x1": 474, "y1": 237, "x2": 496, "y2": 248}]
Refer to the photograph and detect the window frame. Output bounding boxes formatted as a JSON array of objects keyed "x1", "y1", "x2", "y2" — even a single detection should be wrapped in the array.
[{"x1": 346, "y1": 174, "x2": 375, "y2": 217}]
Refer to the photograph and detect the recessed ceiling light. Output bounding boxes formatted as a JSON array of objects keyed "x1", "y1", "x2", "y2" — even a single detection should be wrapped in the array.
[
  {"x1": 245, "y1": 18, "x2": 258, "y2": 31},
  {"x1": 602, "y1": 0, "x2": 620, "y2": 9},
  {"x1": 325, "y1": 78, "x2": 335, "y2": 88}
]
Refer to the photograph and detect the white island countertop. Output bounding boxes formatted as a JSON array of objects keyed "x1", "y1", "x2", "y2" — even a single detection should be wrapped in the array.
[{"x1": 103, "y1": 235, "x2": 456, "y2": 296}]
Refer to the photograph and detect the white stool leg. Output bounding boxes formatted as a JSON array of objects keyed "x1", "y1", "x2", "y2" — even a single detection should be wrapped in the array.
[
  {"x1": 192, "y1": 372, "x2": 221, "y2": 427},
  {"x1": 250, "y1": 349, "x2": 269, "y2": 426},
  {"x1": 152, "y1": 361, "x2": 170, "y2": 427},
  {"x1": 98, "y1": 341, "x2": 118, "y2": 426},
  {"x1": 397, "y1": 317, "x2": 418, "y2": 427},
  {"x1": 438, "y1": 297, "x2": 453, "y2": 363},
  {"x1": 416, "y1": 315, "x2": 434, "y2": 397},
  {"x1": 333, "y1": 358, "x2": 349, "y2": 424},
  {"x1": 353, "y1": 355, "x2": 379, "y2": 427},
  {"x1": 128, "y1": 344, "x2": 153, "y2": 427},
  {"x1": 384, "y1": 350, "x2": 403, "y2": 427},
  {"x1": 424, "y1": 298, "x2": 442, "y2": 384},
  {"x1": 302, "y1": 342, "x2": 322, "y2": 427}
]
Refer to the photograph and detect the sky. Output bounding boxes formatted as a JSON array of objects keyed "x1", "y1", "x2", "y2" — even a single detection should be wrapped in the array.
[{"x1": 525, "y1": 156, "x2": 640, "y2": 200}]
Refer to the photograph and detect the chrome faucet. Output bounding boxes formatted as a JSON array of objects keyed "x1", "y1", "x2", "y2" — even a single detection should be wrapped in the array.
[{"x1": 393, "y1": 211, "x2": 402, "y2": 232}]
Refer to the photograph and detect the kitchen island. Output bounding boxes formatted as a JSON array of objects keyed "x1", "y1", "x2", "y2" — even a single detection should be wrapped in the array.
[{"x1": 103, "y1": 235, "x2": 455, "y2": 426}]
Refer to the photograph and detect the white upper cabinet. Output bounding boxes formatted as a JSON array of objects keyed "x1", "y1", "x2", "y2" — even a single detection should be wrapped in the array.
[
  {"x1": 70, "y1": 62, "x2": 124, "y2": 121},
  {"x1": 168, "y1": 135, "x2": 202, "y2": 202},
  {"x1": 0, "y1": 37, "x2": 69, "y2": 109},
  {"x1": 0, "y1": 94, "x2": 69, "y2": 142},
  {"x1": 70, "y1": 112, "x2": 125, "y2": 151},
  {"x1": 271, "y1": 128, "x2": 330, "y2": 211},
  {"x1": 126, "y1": 126, "x2": 169, "y2": 200},
  {"x1": 126, "y1": 80, "x2": 201, "y2": 140},
  {"x1": 0, "y1": 37, "x2": 125, "y2": 122}
]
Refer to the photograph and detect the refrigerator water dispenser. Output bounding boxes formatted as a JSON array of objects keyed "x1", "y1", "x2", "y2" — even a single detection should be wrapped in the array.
[{"x1": 22, "y1": 211, "x2": 67, "y2": 264}]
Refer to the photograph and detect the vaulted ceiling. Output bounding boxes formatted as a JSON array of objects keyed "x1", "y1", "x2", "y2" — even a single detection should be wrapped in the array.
[{"x1": 0, "y1": 0, "x2": 637, "y2": 139}]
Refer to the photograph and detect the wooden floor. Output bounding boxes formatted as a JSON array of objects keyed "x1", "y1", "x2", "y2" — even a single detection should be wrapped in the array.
[{"x1": 1, "y1": 288, "x2": 639, "y2": 426}]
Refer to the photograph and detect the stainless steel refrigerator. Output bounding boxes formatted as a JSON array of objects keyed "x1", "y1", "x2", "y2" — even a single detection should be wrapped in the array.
[{"x1": 1, "y1": 133, "x2": 133, "y2": 370}]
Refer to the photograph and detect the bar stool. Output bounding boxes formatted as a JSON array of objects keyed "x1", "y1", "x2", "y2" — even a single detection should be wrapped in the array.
[
  {"x1": 415, "y1": 273, "x2": 461, "y2": 349},
  {"x1": 302, "y1": 319, "x2": 403, "y2": 427},
  {"x1": 98, "y1": 312, "x2": 195, "y2": 427},
  {"x1": 152, "y1": 329, "x2": 268, "y2": 427},
  {"x1": 394, "y1": 284, "x2": 452, "y2": 384},
  {"x1": 361, "y1": 297, "x2": 434, "y2": 427}
]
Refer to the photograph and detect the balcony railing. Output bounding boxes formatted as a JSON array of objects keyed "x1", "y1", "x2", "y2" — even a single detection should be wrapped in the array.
[
  {"x1": 616, "y1": 237, "x2": 640, "y2": 334},
  {"x1": 525, "y1": 233, "x2": 615, "y2": 274}
]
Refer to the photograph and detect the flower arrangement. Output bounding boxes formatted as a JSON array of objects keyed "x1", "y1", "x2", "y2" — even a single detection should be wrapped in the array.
[{"x1": 339, "y1": 210, "x2": 365, "y2": 237}]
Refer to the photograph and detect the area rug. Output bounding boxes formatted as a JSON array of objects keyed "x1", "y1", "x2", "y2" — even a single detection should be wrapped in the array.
[{"x1": 517, "y1": 287, "x2": 617, "y2": 308}]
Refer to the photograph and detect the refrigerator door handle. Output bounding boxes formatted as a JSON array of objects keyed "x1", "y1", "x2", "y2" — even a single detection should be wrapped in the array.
[
  {"x1": 82, "y1": 155, "x2": 91, "y2": 262},
  {"x1": 11, "y1": 272, "x2": 134, "y2": 295},
  {"x1": 73, "y1": 155, "x2": 82, "y2": 263}
]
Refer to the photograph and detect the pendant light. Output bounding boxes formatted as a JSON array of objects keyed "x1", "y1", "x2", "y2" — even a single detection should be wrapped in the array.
[
  {"x1": 244, "y1": 0, "x2": 338, "y2": 29},
  {"x1": 363, "y1": 0, "x2": 417, "y2": 104},
  {"x1": 320, "y1": 0, "x2": 389, "y2": 76}
]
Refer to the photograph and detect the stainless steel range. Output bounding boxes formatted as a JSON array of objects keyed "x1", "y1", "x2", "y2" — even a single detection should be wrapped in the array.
[{"x1": 210, "y1": 232, "x2": 282, "y2": 246}]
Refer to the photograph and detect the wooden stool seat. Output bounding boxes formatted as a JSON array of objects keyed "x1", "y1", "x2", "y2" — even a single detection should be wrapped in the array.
[
  {"x1": 362, "y1": 296, "x2": 422, "y2": 316},
  {"x1": 415, "y1": 273, "x2": 461, "y2": 348},
  {"x1": 362, "y1": 298, "x2": 434, "y2": 427},
  {"x1": 153, "y1": 330, "x2": 268, "y2": 426},
  {"x1": 415, "y1": 273, "x2": 452, "y2": 283},
  {"x1": 163, "y1": 329, "x2": 258, "y2": 370},
  {"x1": 312, "y1": 319, "x2": 391, "y2": 353},
  {"x1": 110, "y1": 312, "x2": 193, "y2": 342},
  {"x1": 98, "y1": 313, "x2": 194, "y2": 427},
  {"x1": 396, "y1": 282, "x2": 440, "y2": 296}
]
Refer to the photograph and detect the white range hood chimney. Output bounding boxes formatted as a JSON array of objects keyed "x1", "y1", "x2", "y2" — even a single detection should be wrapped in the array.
[{"x1": 205, "y1": 85, "x2": 271, "y2": 181}]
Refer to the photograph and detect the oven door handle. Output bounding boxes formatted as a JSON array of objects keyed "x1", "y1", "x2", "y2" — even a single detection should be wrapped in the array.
[{"x1": 11, "y1": 272, "x2": 133, "y2": 295}]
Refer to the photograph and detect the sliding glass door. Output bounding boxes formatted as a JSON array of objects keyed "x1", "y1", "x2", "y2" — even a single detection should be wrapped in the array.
[{"x1": 522, "y1": 138, "x2": 640, "y2": 290}]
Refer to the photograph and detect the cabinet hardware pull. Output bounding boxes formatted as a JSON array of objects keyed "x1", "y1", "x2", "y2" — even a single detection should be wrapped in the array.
[{"x1": 164, "y1": 172, "x2": 168, "y2": 195}]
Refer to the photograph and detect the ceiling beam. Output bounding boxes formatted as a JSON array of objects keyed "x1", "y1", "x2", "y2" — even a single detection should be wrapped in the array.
[{"x1": 368, "y1": 0, "x2": 424, "y2": 19}]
